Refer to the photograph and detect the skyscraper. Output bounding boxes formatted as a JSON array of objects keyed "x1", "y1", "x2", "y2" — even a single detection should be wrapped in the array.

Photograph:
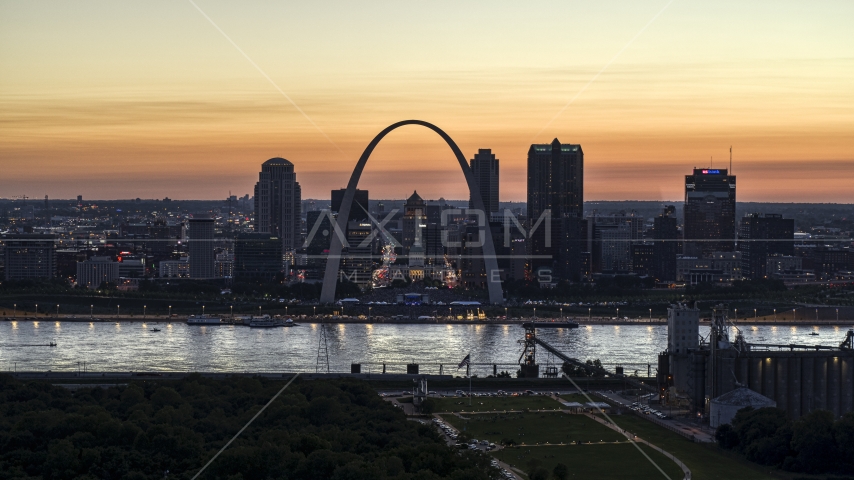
[
  {"x1": 254, "y1": 158, "x2": 302, "y2": 254},
  {"x1": 586, "y1": 213, "x2": 644, "y2": 273},
  {"x1": 527, "y1": 138, "x2": 584, "y2": 281},
  {"x1": 332, "y1": 188, "x2": 369, "y2": 222},
  {"x1": 401, "y1": 191, "x2": 426, "y2": 255},
  {"x1": 739, "y1": 213, "x2": 794, "y2": 280},
  {"x1": 683, "y1": 168, "x2": 736, "y2": 257},
  {"x1": 188, "y1": 216, "x2": 215, "y2": 279},
  {"x1": 234, "y1": 233, "x2": 283, "y2": 281},
  {"x1": 469, "y1": 149, "x2": 499, "y2": 216},
  {"x1": 653, "y1": 205, "x2": 679, "y2": 282},
  {"x1": 3, "y1": 234, "x2": 56, "y2": 280}
]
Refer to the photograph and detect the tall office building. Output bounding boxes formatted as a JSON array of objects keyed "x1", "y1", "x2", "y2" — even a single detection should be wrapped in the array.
[
  {"x1": 739, "y1": 213, "x2": 794, "y2": 280},
  {"x1": 332, "y1": 188, "x2": 370, "y2": 223},
  {"x1": 340, "y1": 220, "x2": 373, "y2": 286},
  {"x1": 234, "y1": 233, "x2": 283, "y2": 281},
  {"x1": 401, "y1": 191, "x2": 426, "y2": 255},
  {"x1": 586, "y1": 213, "x2": 644, "y2": 273},
  {"x1": 469, "y1": 149, "x2": 499, "y2": 216},
  {"x1": 653, "y1": 205, "x2": 679, "y2": 282},
  {"x1": 527, "y1": 138, "x2": 584, "y2": 281},
  {"x1": 254, "y1": 157, "x2": 302, "y2": 254},
  {"x1": 683, "y1": 168, "x2": 736, "y2": 257},
  {"x1": 3, "y1": 234, "x2": 56, "y2": 280},
  {"x1": 188, "y1": 216, "x2": 215, "y2": 279}
]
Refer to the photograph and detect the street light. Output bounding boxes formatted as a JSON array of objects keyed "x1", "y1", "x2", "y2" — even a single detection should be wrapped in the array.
[
  {"x1": 588, "y1": 307, "x2": 591, "y2": 322},
  {"x1": 734, "y1": 308, "x2": 737, "y2": 322},
  {"x1": 202, "y1": 305, "x2": 205, "y2": 316},
  {"x1": 313, "y1": 306, "x2": 316, "y2": 318},
  {"x1": 793, "y1": 308, "x2": 796, "y2": 321},
  {"x1": 754, "y1": 308, "x2": 757, "y2": 321},
  {"x1": 773, "y1": 309, "x2": 777, "y2": 322},
  {"x1": 13, "y1": 304, "x2": 16, "y2": 318},
  {"x1": 616, "y1": 308, "x2": 619, "y2": 319},
  {"x1": 56, "y1": 304, "x2": 60, "y2": 317},
  {"x1": 533, "y1": 307, "x2": 536, "y2": 319},
  {"x1": 505, "y1": 307, "x2": 508, "y2": 320},
  {"x1": 143, "y1": 305, "x2": 147, "y2": 319},
  {"x1": 168, "y1": 305, "x2": 172, "y2": 317},
  {"x1": 815, "y1": 308, "x2": 818, "y2": 322},
  {"x1": 35, "y1": 304, "x2": 38, "y2": 317},
  {"x1": 117, "y1": 305, "x2": 120, "y2": 317},
  {"x1": 369, "y1": 306, "x2": 372, "y2": 321},
  {"x1": 90, "y1": 304, "x2": 93, "y2": 319},
  {"x1": 230, "y1": 305, "x2": 233, "y2": 319},
  {"x1": 836, "y1": 308, "x2": 839, "y2": 323},
  {"x1": 649, "y1": 308, "x2": 652, "y2": 323},
  {"x1": 560, "y1": 307, "x2": 563, "y2": 319}
]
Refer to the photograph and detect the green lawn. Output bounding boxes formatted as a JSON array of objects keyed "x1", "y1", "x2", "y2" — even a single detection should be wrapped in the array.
[
  {"x1": 493, "y1": 444, "x2": 685, "y2": 480},
  {"x1": 557, "y1": 393, "x2": 594, "y2": 404},
  {"x1": 428, "y1": 395, "x2": 563, "y2": 413},
  {"x1": 440, "y1": 412, "x2": 623, "y2": 445},
  {"x1": 597, "y1": 414, "x2": 778, "y2": 480}
]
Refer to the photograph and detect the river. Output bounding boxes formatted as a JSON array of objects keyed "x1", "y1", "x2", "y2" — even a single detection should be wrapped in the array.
[{"x1": 1, "y1": 321, "x2": 851, "y2": 375}]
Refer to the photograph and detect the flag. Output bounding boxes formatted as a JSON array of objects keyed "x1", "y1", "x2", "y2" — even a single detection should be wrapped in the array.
[{"x1": 457, "y1": 354, "x2": 470, "y2": 369}]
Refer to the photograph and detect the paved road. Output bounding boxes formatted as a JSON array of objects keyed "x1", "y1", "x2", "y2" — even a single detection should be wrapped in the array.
[{"x1": 596, "y1": 391, "x2": 714, "y2": 443}]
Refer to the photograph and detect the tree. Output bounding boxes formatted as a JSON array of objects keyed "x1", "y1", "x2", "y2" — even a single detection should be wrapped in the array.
[
  {"x1": 834, "y1": 412, "x2": 854, "y2": 473},
  {"x1": 715, "y1": 423, "x2": 739, "y2": 449},
  {"x1": 790, "y1": 410, "x2": 838, "y2": 473},
  {"x1": 553, "y1": 462, "x2": 569, "y2": 480},
  {"x1": 731, "y1": 407, "x2": 792, "y2": 466}
]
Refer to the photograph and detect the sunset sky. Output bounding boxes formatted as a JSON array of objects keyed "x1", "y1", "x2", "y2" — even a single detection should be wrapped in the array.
[{"x1": 1, "y1": 1, "x2": 852, "y2": 202}]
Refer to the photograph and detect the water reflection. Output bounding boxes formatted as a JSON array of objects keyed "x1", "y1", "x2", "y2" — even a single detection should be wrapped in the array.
[{"x1": 0, "y1": 322, "x2": 850, "y2": 374}]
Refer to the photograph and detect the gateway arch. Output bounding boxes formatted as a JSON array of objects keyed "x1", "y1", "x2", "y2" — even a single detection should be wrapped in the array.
[{"x1": 319, "y1": 120, "x2": 504, "y2": 304}]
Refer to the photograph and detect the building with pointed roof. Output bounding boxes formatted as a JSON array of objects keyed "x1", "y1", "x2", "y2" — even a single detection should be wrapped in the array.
[{"x1": 401, "y1": 190, "x2": 426, "y2": 255}]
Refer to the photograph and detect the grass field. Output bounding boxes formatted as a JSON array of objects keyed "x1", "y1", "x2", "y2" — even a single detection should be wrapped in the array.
[
  {"x1": 440, "y1": 412, "x2": 624, "y2": 445},
  {"x1": 428, "y1": 395, "x2": 563, "y2": 413},
  {"x1": 557, "y1": 393, "x2": 594, "y2": 404},
  {"x1": 598, "y1": 414, "x2": 778, "y2": 480},
  {"x1": 493, "y1": 443, "x2": 685, "y2": 480}
]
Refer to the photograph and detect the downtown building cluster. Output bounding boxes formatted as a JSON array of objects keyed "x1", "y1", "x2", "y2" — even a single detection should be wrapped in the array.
[{"x1": 2, "y1": 150, "x2": 854, "y2": 290}]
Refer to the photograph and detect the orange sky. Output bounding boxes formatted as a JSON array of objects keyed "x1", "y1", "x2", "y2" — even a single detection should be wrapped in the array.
[{"x1": 1, "y1": 1, "x2": 852, "y2": 202}]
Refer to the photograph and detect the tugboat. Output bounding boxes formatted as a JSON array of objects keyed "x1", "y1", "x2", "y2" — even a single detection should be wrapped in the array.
[
  {"x1": 151, "y1": 328, "x2": 161, "y2": 332},
  {"x1": 808, "y1": 331, "x2": 819, "y2": 336}
]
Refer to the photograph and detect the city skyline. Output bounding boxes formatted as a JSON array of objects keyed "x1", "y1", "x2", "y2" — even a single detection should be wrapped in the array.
[{"x1": 1, "y1": 1, "x2": 853, "y2": 202}]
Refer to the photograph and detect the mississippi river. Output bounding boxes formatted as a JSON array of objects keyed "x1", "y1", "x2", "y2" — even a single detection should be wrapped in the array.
[{"x1": 1, "y1": 321, "x2": 851, "y2": 375}]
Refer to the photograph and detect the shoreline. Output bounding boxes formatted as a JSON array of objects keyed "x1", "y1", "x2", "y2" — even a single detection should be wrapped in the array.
[{"x1": 3, "y1": 315, "x2": 852, "y2": 327}]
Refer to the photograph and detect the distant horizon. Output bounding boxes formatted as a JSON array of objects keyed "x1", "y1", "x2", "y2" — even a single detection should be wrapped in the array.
[
  {"x1": 5, "y1": 196, "x2": 854, "y2": 207},
  {"x1": 2, "y1": 2, "x2": 852, "y2": 202}
]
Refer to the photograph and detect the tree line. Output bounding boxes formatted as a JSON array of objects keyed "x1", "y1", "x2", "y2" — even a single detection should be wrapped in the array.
[
  {"x1": 0, "y1": 374, "x2": 498, "y2": 479},
  {"x1": 715, "y1": 407, "x2": 854, "y2": 475}
]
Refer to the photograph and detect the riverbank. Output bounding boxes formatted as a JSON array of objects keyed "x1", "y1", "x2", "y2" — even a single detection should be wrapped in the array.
[{"x1": 3, "y1": 314, "x2": 853, "y2": 326}]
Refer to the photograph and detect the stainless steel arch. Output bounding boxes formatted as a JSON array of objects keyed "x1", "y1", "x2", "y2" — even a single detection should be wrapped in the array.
[{"x1": 319, "y1": 120, "x2": 504, "y2": 304}]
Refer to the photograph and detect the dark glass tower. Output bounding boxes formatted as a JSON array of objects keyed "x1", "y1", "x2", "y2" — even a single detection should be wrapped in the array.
[
  {"x1": 332, "y1": 188, "x2": 369, "y2": 222},
  {"x1": 683, "y1": 168, "x2": 736, "y2": 257},
  {"x1": 527, "y1": 138, "x2": 584, "y2": 281},
  {"x1": 653, "y1": 205, "x2": 679, "y2": 282},
  {"x1": 739, "y1": 213, "x2": 794, "y2": 279},
  {"x1": 469, "y1": 149, "x2": 499, "y2": 215},
  {"x1": 253, "y1": 157, "x2": 301, "y2": 254}
]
